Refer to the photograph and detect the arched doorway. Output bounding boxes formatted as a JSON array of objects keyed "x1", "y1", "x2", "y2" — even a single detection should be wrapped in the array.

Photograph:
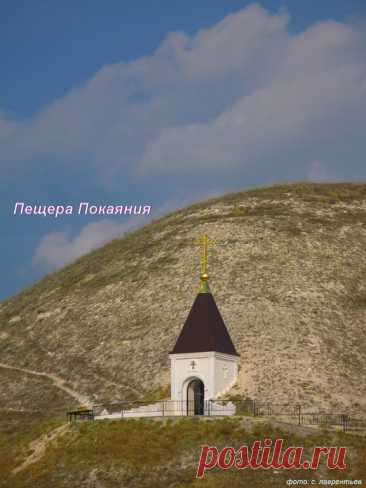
[{"x1": 186, "y1": 379, "x2": 204, "y2": 415}]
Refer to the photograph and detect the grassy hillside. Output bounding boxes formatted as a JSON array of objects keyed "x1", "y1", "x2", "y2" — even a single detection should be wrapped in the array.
[
  {"x1": 0, "y1": 182, "x2": 366, "y2": 414},
  {"x1": 1, "y1": 415, "x2": 365, "y2": 488}
]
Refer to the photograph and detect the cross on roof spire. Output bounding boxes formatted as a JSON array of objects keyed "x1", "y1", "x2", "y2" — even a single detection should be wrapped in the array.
[
  {"x1": 196, "y1": 234, "x2": 214, "y2": 293},
  {"x1": 170, "y1": 233, "x2": 239, "y2": 357}
]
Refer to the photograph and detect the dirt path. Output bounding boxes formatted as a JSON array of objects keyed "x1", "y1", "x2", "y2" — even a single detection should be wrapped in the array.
[
  {"x1": 0, "y1": 362, "x2": 91, "y2": 406},
  {"x1": 12, "y1": 423, "x2": 70, "y2": 475}
]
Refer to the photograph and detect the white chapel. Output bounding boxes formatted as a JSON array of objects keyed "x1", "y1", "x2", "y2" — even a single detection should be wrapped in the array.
[
  {"x1": 95, "y1": 234, "x2": 239, "y2": 419},
  {"x1": 169, "y1": 234, "x2": 240, "y2": 415}
]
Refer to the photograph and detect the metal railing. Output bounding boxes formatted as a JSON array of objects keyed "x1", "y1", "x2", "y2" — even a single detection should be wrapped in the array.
[
  {"x1": 66, "y1": 399, "x2": 364, "y2": 433},
  {"x1": 251, "y1": 402, "x2": 359, "y2": 432},
  {"x1": 91, "y1": 399, "x2": 236, "y2": 419}
]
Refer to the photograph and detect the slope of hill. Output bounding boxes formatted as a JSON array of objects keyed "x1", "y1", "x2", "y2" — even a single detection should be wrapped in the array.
[
  {"x1": 1, "y1": 416, "x2": 365, "y2": 488},
  {"x1": 1, "y1": 182, "x2": 366, "y2": 414}
]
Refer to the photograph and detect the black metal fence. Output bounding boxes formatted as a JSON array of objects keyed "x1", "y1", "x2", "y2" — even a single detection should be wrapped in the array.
[
  {"x1": 67, "y1": 399, "x2": 364, "y2": 433},
  {"x1": 67, "y1": 409, "x2": 94, "y2": 422},
  {"x1": 344, "y1": 417, "x2": 366, "y2": 432},
  {"x1": 91, "y1": 399, "x2": 236, "y2": 419},
  {"x1": 250, "y1": 402, "x2": 364, "y2": 433}
]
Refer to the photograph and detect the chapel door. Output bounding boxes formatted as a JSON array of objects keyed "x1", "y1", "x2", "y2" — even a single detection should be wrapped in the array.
[{"x1": 187, "y1": 379, "x2": 204, "y2": 416}]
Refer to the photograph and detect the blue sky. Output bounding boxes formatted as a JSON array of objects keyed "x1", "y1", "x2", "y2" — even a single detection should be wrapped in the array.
[{"x1": 1, "y1": 0, "x2": 366, "y2": 300}]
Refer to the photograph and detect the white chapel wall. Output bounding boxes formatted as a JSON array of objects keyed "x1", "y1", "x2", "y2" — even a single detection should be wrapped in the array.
[
  {"x1": 170, "y1": 351, "x2": 239, "y2": 402},
  {"x1": 170, "y1": 352, "x2": 215, "y2": 401},
  {"x1": 213, "y1": 353, "x2": 239, "y2": 398}
]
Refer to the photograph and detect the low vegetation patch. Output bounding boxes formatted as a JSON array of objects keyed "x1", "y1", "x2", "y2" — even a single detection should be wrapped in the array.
[{"x1": 1, "y1": 415, "x2": 365, "y2": 488}]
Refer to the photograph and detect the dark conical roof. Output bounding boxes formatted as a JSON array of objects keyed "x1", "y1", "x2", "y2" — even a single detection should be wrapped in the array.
[{"x1": 170, "y1": 291, "x2": 239, "y2": 356}]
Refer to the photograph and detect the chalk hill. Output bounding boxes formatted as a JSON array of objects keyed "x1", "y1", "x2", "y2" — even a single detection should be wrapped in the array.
[{"x1": 1, "y1": 183, "x2": 366, "y2": 414}]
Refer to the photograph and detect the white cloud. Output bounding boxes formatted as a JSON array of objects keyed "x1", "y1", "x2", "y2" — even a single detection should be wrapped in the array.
[
  {"x1": 0, "y1": 4, "x2": 365, "y2": 181},
  {"x1": 141, "y1": 66, "x2": 366, "y2": 170},
  {"x1": 32, "y1": 219, "x2": 136, "y2": 270},
  {"x1": 140, "y1": 19, "x2": 366, "y2": 173}
]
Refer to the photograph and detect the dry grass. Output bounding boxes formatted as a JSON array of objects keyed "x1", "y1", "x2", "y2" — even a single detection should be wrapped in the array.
[{"x1": 1, "y1": 416, "x2": 365, "y2": 488}]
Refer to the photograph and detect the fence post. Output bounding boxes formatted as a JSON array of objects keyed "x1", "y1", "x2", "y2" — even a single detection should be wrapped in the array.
[{"x1": 341, "y1": 414, "x2": 348, "y2": 433}]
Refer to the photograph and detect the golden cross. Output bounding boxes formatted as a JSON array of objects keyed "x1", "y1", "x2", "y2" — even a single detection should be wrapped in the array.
[{"x1": 196, "y1": 234, "x2": 214, "y2": 279}]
